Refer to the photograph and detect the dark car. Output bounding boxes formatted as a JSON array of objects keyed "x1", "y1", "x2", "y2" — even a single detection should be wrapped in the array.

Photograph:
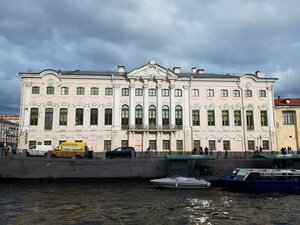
[{"x1": 105, "y1": 147, "x2": 136, "y2": 159}]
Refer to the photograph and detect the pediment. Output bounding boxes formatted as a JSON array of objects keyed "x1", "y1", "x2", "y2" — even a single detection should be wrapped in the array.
[{"x1": 127, "y1": 61, "x2": 178, "y2": 80}]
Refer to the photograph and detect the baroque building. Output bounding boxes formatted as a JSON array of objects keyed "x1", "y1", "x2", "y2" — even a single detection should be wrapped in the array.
[{"x1": 18, "y1": 60, "x2": 277, "y2": 153}]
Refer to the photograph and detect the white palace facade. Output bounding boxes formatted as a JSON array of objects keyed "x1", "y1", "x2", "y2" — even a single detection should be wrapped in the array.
[{"x1": 18, "y1": 60, "x2": 278, "y2": 153}]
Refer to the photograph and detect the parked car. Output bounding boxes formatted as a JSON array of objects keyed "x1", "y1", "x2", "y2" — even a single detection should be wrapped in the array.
[
  {"x1": 51, "y1": 142, "x2": 89, "y2": 159},
  {"x1": 27, "y1": 145, "x2": 52, "y2": 157},
  {"x1": 105, "y1": 147, "x2": 136, "y2": 159}
]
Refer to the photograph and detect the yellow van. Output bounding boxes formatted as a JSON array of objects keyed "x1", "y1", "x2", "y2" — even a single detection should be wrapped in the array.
[{"x1": 51, "y1": 142, "x2": 89, "y2": 159}]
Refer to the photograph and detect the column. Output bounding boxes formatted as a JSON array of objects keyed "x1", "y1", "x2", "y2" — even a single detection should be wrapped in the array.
[
  {"x1": 170, "y1": 84, "x2": 175, "y2": 127},
  {"x1": 143, "y1": 83, "x2": 149, "y2": 128},
  {"x1": 267, "y1": 85, "x2": 277, "y2": 151},
  {"x1": 113, "y1": 84, "x2": 121, "y2": 130},
  {"x1": 129, "y1": 83, "x2": 135, "y2": 128},
  {"x1": 183, "y1": 85, "x2": 190, "y2": 127},
  {"x1": 156, "y1": 83, "x2": 162, "y2": 128},
  {"x1": 23, "y1": 83, "x2": 31, "y2": 131}
]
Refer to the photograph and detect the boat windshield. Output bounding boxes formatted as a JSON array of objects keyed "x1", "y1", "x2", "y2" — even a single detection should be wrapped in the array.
[{"x1": 233, "y1": 170, "x2": 248, "y2": 180}]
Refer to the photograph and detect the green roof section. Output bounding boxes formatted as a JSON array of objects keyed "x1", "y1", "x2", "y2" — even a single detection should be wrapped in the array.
[
  {"x1": 165, "y1": 155, "x2": 217, "y2": 161},
  {"x1": 253, "y1": 154, "x2": 300, "y2": 160}
]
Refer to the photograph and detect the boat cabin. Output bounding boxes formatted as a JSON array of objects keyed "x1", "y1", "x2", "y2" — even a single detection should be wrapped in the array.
[{"x1": 230, "y1": 168, "x2": 300, "y2": 181}]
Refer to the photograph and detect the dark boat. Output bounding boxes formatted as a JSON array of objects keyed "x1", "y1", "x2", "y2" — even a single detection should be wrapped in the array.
[{"x1": 219, "y1": 168, "x2": 300, "y2": 191}]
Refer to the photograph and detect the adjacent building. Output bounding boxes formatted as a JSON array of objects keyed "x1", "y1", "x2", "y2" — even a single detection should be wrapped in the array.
[
  {"x1": 18, "y1": 61, "x2": 277, "y2": 152},
  {"x1": 274, "y1": 97, "x2": 300, "y2": 151},
  {"x1": 0, "y1": 119, "x2": 19, "y2": 147}
]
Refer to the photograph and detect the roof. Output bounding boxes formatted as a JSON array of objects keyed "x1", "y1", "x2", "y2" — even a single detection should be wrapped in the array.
[
  {"x1": 253, "y1": 154, "x2": 300, "y2": 160},
  {"x1": 274, "y1": 98, "x2": 300, "y2": 107},
  {"x1": 165, "y1": 155, "x2": 217, "y2": 160}
]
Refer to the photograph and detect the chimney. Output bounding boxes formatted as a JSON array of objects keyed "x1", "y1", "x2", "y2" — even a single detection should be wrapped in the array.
[
  {"x1": 191, "y1": 67, "x2": 197, "y2": 74},
  {"x1": 173, "y1": 67, "x2": 181, "y2": 74},
  {"x1": 286, "y1": 99, "x2": 291, "y2": 104},
  {"x1": 278, "y1": 96, "x2": 281, "y2": 99},
  {"x1": 197, "y1": 69, "x2": 205, "y2": 74},
  {"x1": 255, "y1": 71, "x2": 260, "y2": 77},
  {"x1": 118, "y1": 66, "x2": 125, "y2": 74}
]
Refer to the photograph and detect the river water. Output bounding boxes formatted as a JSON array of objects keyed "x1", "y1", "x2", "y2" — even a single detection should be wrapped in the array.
[{"x1": 0, "y1": 180, "x2": 299, "y2": 225}]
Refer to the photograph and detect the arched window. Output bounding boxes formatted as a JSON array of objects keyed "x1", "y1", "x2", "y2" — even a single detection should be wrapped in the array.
[
  {"x1": 75, "y1": 108, "x2": 84, "y2": 125},
  {"x1": 30, "y1": 108, "x2": 39, "y2": 125},
  {"x1": 135, "y1": 105, "x2": 143, "y2": 125},
  {"x1": 105, "y1": 108, "x2": 112, "y2": 125},
  {"x1": 46, "y1": 86, "x2": 55, "y2": 95},
  {"x1": 121, "y1": 105, "x2": 129, "y2": 128},
  {"x1": 175, "y1": 106, "x2": 182, "y2": 128},
  {"x1": 162, "y1": 106, "x2": 169, "y2": 126},
  {"x1": 32, "y1": 86, "x2": 40, "y2": 94},
  {"x1": 90, "y1": 108, "x2": 98, "y2": 125},
  {"x1": 149, "y1": 105, "x2": 156, "y2": 126},
  {"x1": 77, "y1": 87, "x2": 85, "y2": 95},
  {"x1": 59, "y1": 108, "x2": 68, "y2": 126}
]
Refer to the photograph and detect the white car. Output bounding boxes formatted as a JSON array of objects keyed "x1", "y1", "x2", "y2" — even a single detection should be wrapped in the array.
[{"x1": 26, "y1": 145, "x2": 53, "y2": 157}]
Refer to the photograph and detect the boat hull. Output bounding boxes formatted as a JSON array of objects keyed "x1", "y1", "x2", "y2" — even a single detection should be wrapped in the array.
[
  {"x1": 220, "y1": 177, "x2": 300, "y2": 191},
  {"x1": 150, "y1": 177, "x2": 211, "y2": 189}
]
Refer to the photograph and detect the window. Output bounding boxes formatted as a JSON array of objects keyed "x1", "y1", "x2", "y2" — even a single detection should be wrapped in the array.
[
  {"x1": 105, "y1": 88, "x2": 113, "y2": 95},
  {"x1": 222, "y1": 110, "x2": 229, "y2": 126},
  {"x1": 176, "y1": 140, "x2": 183, "y2": 150},
  {"x1": 30, "y1": 108, "x2": 39, "y2": 126},
  {"x1": 91, "y1": 87, "x2": 99, "y2": 95},
  {"x1": 162, "y1": 89, "x2": 169, "y2": 96},
  {"x1": 246, "y1": 110, "x2": 254, "y2": 130},
  {"x1": 44, "y1": 108, "x2": 53, "y2": 130},
  {"x1": 77, "y1": 87, "x2": 85, "y2": 95},
  {"x1": 90, "y1": 108, "x2": 98, "y2": 125},
  {"x1": 149, "y1": 105, "x2": 156, "y2": 126},
  {"x1": 135, "y1": 105, "x2": 143, "y2": 125},
  {"x1": 207, "y1": 89, "x2": 214, "y2": 97},
  {"x1": 221, "y1": 89, "x2": 228, "y2": 97},
  {"x1": 208, "y1": 110, "x2": 215, "y2": 126},
  {"x1": 121, "y1": 140, "x2": 128, "y2": 147},
  {"x1": 193, "y1": 140, "x2": 200, "y2": 148},
  {"x1": 60, "y1": 87, "x2": 68, "y2": 95},
  {"x1": 135, "y1": 88, "x2": 143, "y2": 96},
  {"x1": 149, "y1": 89, "x2": 156, "y2": 96},
  {"x1": 175, "y1": 89, "x2": 182, "y2": 97},
  {"x1": 46, "y1": 87, "x2": 54, "y2": 95},
  {"x1": 105, "y1": 108, "x2": 112, "y2": 125},
  {"x1": 248, "y1": 140, "x2": 255, "y2": 151},
  {"x1": 175, "y1": 106, "x2": 182, "y2": 127},
  {"x1": 29, "y1": 141, "x2": 36, "y2": 148},
  {"x1": 75, "y1": 108, "x2": 84, "y2": 125},
  {"x1": 121, "y1": 105, "x2": 129, "y2": 128},
  {"x1": 233, "y1": 90, "x2": 240, "y2": 97},
  {"x1": 122, "y1": 88, "x2": 129, "y2": 96},
  {"x1": 44, "y1": 141, "x2": 51, "y2": 145},
  {"x1": 245, "y1": 90, "x2": 252, "y2": 97},
  {"x1": 59, "y1": 108, "x2": 68, "y2": 126},
  {"x1": 149, "y1": 140, "x2": 156, "y2": 150},
  {"x1": 162, "y1": 106, "x2": 169, "y2": 126},
  {"x1": 32, "y1": 86, "x2": 40, "y2": 94},
  {"x1": 262, "y1": 140, "x2": 269, "y2": 150},
  {"x1": 104, "y1": 140, "x2": 111, "y2": 151},
  {"x1": 234, "y1": 110, "x2": 241, "y2": 126},
  {"x1": 192, "y1": 110, "x2": 200, "y2": 126},
  {"x1": 192, "y1": 89, "x2": 199, "y2": 97},
  {"x1": 259, "y1": 90, "x2": 266, "y2": 97},
  {"x1": 260, "y1": 110, "x2": 268, "y2": 126},
  {"x1": 209, "y1": 140, "x2": 216, "y2": 151},
  {"x1": 163, "y1": 140, "x2": 170, "y2": 150},
  {"x1": 283, "y1": 111, "x2": 295, "y2": 124},
  {"x1": 223, "y1": 140, "x2": 230, "y2": 151}
]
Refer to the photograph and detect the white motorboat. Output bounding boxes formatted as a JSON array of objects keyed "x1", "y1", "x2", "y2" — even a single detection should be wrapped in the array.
[{"x1": 150, "y1": 176, "x2": 211, "y2": 189}]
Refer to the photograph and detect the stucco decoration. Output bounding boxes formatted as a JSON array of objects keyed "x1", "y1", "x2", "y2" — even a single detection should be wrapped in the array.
[
  {"x1": 258, "y1": 104, "x2": 268, "y2": 110},
  {"x1": 59, "y1": 102, "x2": 70, "y2": 108},
  {"x1": 234, "y1": 135, "x2": 243, "y2": 141},
  {"x1": 247, "y1": 134, "x2": 256, "y2": 140},
  {"x1": 74, "y1": 102, "x2": 85, "y2": 108},
  {"x1": 205, "y1": 103, "x2": 216, "y2": 109},
  {"x1": 127, "y1": 62, "x2": 178, "y2": 81},
  {"x1": 46, "y1": 101, "x2": 55, "y2": 107},
  {"x1": 88, "y1": 135, "x2": 98, "y2": 141},
  {"x1": 245, "y1": 82, "x2": 253, "y2": 90},
  {"x1": 220, "y1": 103, "x2": 230, "y2": 110},
  {"x1": 245, "y1": 104, "x2": 255, "y2": 110},
  {"x1": 192, "y1": 104, "x2": 201, "y2": 109},
  {"x1": 222, "y1": 135, "x2": 230, "y2": 140},
  {"x1": 233, "y1": 103, "x2": 242, "y2": 109},
  {"x1": 90, "y1": 102, "x2": 100, "y2": 108},
  {"x1": 40, "y1": 69, "x2": 61, "y2": 79}
]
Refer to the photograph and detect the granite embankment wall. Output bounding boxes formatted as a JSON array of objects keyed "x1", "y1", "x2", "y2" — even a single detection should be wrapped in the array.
[{"x1": 0, "y1": 155, "x2": 272, "y2": 179}]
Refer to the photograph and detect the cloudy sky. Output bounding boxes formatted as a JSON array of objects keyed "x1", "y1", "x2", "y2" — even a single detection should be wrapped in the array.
[{"x1": 1, "y1": 0, "x2": 300, "y2": 114}]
